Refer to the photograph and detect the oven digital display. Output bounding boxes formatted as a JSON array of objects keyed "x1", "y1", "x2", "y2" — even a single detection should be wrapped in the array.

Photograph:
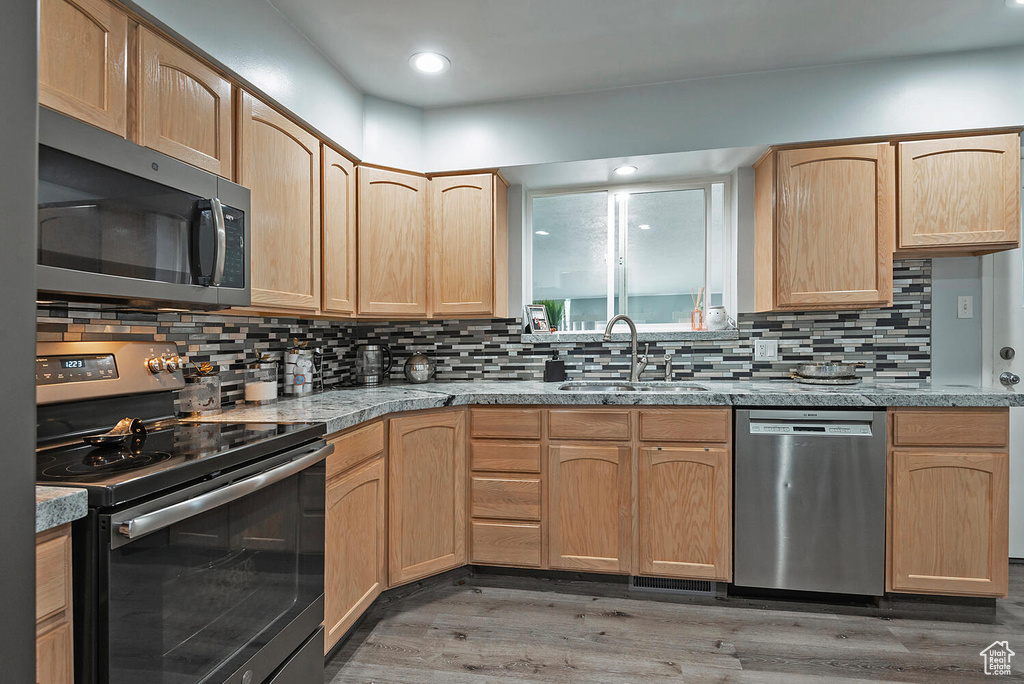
[{"x1": 37, "y1": 354, "x2": 118, "y2": 385}]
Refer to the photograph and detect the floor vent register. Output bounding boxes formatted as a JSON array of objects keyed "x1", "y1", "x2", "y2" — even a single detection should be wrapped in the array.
[{"x1": 629, "y1": 576, "x2": 716, "y2": 596}]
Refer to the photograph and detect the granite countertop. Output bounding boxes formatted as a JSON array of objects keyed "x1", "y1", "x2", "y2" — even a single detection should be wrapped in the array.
[
  {"x1": 194, "y1": 379, "x2": 1024, "y2": 435},
  {"x1": 36, "y1": 486, "x2": 88, "y2": 533}
]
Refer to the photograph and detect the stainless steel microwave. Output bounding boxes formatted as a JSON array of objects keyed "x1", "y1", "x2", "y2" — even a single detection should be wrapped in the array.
[{"x1": 37, "y1": 108, "x2": 250, "y2": 308}]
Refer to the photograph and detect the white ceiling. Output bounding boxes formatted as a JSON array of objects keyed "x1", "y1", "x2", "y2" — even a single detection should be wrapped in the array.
[{"x1": 268, "y1": 0, "x2": 1024, "y2": 108}]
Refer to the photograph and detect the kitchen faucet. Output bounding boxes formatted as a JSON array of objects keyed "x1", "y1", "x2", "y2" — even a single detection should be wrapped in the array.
[{"x1": 602, "y1": 314, "x2": 649, "y2": 382}]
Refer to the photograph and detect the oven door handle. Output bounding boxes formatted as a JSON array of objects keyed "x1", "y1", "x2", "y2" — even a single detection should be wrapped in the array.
[{"x1": 115, "y1": 445, "x2": 330, "y2": 541}]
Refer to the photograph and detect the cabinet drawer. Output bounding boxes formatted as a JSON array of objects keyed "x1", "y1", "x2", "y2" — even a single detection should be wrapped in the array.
[
  {"x1": 548, "y1": 409, "x2": 630, "y2": 441},
  {"x1": 892, "y1": 409, "x2": 1008, "y2": 448},
  {"x1": 36, "y1": 528, "x2": 70, "y2": 624},
  {"x1": 471, "y1": 521, "x2": 542, "y2": 567},
  {"x1": 471, "y1": 476, "x2": 541, "y2": 520},
  {"x1": 471, "y1": 441, "x2": 541, "y2": 473},
  {"x1": 327, "y1": 421, "x2": 384, "y2": 480},
  {"x1": 639, "y1": 408, "x2": 731, "y2": 443},
  {"x1": 471, "y1": 408, "x2": 542, "y2": 439}
]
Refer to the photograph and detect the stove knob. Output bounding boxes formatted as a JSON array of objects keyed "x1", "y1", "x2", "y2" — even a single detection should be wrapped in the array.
[
  {"x1": 146, "y1": 357, "x2": 166, "y2": 374},
  {"x1": 164, "y1": 356, "x2": 182, "y2": 373}
]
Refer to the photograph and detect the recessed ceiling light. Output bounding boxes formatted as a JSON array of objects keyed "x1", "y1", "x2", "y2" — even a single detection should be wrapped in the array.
[
  {"x1": 638, "y1": 224, "x2": 651, "y2": 230},
  {"x1": 614, "y1": 165, "x2": 638, "y2": 176},
  {"x1": 535, "y1": 230, "x2": 549, "y2": 236},
  {"x1": 409, "y1": 52, "x2": 450, "y2": 74},
  {"x1": 1007, "y1": 0, "x2": 1024, "y2": 6}
]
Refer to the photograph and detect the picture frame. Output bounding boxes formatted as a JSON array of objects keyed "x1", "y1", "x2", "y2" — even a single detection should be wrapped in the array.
[{"x1": 524, "y1": 304, "x2": 551, "y2": 334}]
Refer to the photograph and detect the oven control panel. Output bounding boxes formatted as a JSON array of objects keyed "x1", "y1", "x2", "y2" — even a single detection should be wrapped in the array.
[
  {"x1": 36, "y1": 341, "x2": 184, "y2": 405},
  {"x1": 36, "y1": 354, "x2": 118, "y2": 385}
]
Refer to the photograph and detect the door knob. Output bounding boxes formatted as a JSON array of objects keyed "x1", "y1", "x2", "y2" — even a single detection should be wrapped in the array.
[
  {"x1": 1001, "y1": 347, "x2": 1016, "y2": 361},
  {"x1": 1000, "y1": 371, "x2": 1020, "y2": 387}
]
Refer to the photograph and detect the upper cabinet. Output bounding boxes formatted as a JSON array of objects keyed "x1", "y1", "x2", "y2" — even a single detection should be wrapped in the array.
[
  {"x1": 136, "y1": 27, "x2": 234, "y2": 178},
  {"x1": 429, "y1": 173, "x2": 508, "y2": 317},
  {"x1": 897, "y1": 133, "x2": 1021, "y2": 256},
  {"x1": 39, "y1": 0, "x2": 128, "y2": 137},
  {"x1": 322, "y1": 146, "x2": 357, "y2": 315},
  {"x1": 357, "y1": 167, "x2": 429, "y2": 317},
  {"x1": 238, "y1": 92, "x2": 321, "y2": 312},
  {"x1": 755, "y1": 143, "x2": 894, "y2": 312}
]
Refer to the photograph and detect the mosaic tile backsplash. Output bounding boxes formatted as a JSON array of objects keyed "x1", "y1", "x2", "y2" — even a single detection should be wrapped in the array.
[{"x1": 36, "y1": 259, "x2": 930, "y2": 406}]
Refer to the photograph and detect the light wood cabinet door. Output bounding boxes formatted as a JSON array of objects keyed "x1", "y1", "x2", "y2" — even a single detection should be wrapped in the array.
[
  {"x1": 358, "y1": 167, "x2": 428, "y2": 316},
  {"x1": 429, "y1": 174, "x2": 494, "y2": 316},
  {"x1": 636, "y1": 447, "x2": 731, "y2": 581},
  {"x1": 767, "y1": 143, "x2": 894, "y2": 310},
  {"x1": 137, "y1": 27, "x2": 233, "y2": 178},
  {"x1": 36, "y1": 622, "x2": 73, "y2": 684},
  {"x1": 389, "y1": 411, "x2": 467, "y2": 585},
  {"x1": 322, "y1": 146, "x2": 357, "y2": 315},
  {"x1": 36, "y1": 524, "x2": 73, "y2": 683},
  {"x1": 890, "y1": 450, "x2": 1009, "y2": 597},
  {"x1": 325, "y1": 456, "x2": 385, "y2": 654},
  {"x1": 39, "y1": 0, "x2": 128, "y2": 137},
  {"x1": 898, "y1": 133, "x2": 1021, "y2": 254},
  {"x1": 548, "y1": 444, "x2": 631, "y2": 574},
  {"x1": 238, "y1": 92, "x2": 321, "y2": 311}
]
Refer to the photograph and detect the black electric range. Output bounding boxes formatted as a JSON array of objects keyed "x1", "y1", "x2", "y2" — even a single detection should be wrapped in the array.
[
  {"x1": 36, "y1": 341, "x2": 329, "y2": 684},
  {"x1": 37, "y1": 418, "x2": 325, "y2": 507}
]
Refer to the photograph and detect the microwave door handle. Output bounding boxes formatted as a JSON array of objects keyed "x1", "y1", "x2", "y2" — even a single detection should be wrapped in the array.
[
  {"x1": 209, "y1": 197, "x2": 227, "y2": 286},
  {"x1": 115, "y1": 444, "x2": 331, "y2": 541}
]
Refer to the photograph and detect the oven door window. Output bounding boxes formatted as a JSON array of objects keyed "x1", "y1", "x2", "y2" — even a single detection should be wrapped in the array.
[{"x1": 105, "y1": 467, "x2": 324, "y2": 684}]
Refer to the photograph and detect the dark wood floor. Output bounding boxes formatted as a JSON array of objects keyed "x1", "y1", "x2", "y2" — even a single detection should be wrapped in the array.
[{"x1": 326, "y1": 565, "x2": 1024, "y2": 683}]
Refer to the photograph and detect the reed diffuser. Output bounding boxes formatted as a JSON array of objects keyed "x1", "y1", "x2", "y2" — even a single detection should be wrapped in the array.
[{"x1": 690, "y1": 287, "x2": 705, "y2": 331}]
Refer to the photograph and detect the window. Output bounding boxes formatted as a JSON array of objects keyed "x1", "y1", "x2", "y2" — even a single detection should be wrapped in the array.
[{"x1": 529, "y1": 181, "x2": 727, "y2": 330}]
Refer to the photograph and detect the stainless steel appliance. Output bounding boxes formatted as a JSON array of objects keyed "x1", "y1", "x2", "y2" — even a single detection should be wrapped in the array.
[
  {"x1": 354, "y1": 343, "x2": 393, "y2": 385},
  {"x1": 37, "y1": 108, "x2": 250, "y2": 308},
  {"x1": 36, "y1": 341, "x2": 329, "y2": 684},
  {"x1": 734, "y1": 409, "x2": 886, "y2": 596},
  {"x1": 403, "y1": 352, "x2": 434, "y2": 383}
]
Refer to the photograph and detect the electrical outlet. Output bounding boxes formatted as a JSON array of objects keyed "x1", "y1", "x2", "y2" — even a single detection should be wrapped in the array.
[
  {"x1": 754, "y1": 339, "x2": 779, "y2": 362},
  {"x1": 958, "y1": 295, "x2": 974, "y2": 319}
]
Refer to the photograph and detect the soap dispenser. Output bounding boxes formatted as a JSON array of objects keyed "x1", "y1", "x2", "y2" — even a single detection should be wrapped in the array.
[{"x1": 544, "y1": 351, "x2": 566, "y2": 382}]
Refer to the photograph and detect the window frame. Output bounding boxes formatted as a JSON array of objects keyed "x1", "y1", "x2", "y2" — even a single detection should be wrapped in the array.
[{"x1": 525, "y1": 175, "x2": 732, "y2": 332}]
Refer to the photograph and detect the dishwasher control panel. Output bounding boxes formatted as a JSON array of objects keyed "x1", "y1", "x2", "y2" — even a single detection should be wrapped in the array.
[{"x1": 749, "y1": 423, "x2": 873, "y2": 435}]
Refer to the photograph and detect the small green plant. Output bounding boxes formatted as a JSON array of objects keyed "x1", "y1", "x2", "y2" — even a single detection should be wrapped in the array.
[{"x1": 535, "y1": 299, "x2": 565, "y2": 331}]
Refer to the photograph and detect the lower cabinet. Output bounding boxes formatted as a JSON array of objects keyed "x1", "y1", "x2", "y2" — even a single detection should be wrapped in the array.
[
  {"x1": 324, "y1": 456, "x2": 386, "y2": 654},
  {"x1": 36, "y1": 524, "x2": 73, "y2": 684},
  {"x1": 548, "y1": 444, "x2": 632, "y2": 573},
  {"x1": 890, "y1": 449, "x2": 1009, "y2": 597},
  {"x1": 388, "y1": 411, "x2": 467, "y2": 585},
  {"x1": 635, "y1": 446, "x2": 732, "y2": 581},
  {"x1": 888, "y1": 408, "x2": 1010, "y2": 597}
]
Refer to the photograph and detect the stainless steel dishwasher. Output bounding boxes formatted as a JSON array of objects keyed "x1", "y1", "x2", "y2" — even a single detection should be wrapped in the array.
[{"x1": 734, "y1": 409, "x2": 886, "y2": 596}]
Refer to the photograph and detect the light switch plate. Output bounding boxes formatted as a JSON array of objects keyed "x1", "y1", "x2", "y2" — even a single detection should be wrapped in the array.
[
  {"x1": 958, "y1": 295, "x2": 974, "y2": 319},
  {"x1": 754, "y1": 339, "x2": 779, "y2": 362}
]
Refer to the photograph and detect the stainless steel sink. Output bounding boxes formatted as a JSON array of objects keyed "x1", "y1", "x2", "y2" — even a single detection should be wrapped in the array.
[
  {"x1": 558, "y1": 382, "x2": 636, "y2": 392},
  {"x1": 635, "y1": 383, "x2": 709, "y2": 392}
]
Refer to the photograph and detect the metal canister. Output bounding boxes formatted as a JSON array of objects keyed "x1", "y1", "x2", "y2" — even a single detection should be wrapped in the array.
[{"x1": 403, "y1": 353, "x2": 434, "y2": 384}]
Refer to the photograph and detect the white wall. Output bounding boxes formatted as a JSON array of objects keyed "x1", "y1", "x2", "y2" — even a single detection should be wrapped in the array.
[
  {"x1": 129, "y1": 0, "x2": 365, "y2": 157},
  {"x1": 424, "y1": 45, "x2": 1024, "y2": 172},
  {"x1": 363, "y1": 95, "x2": 425, "y2": 170},
  {"x1": 931, "y1": 258, "x2": 984, "y2": 385}
]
